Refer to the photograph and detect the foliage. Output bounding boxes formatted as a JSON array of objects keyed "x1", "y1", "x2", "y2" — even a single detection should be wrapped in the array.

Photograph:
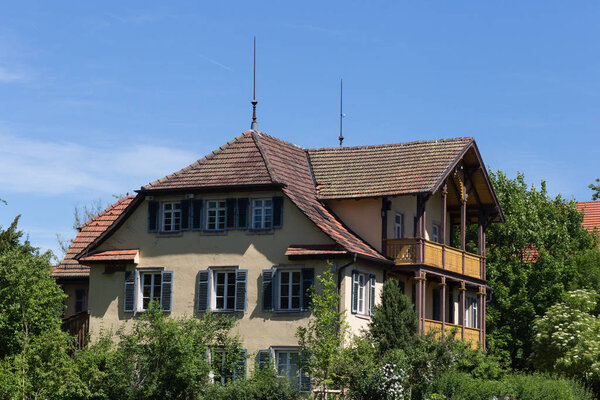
[
  {"x1": 429, "y1": 371, "x2": 592, "y2": 400},
  {"x1": 369, "y1": 279, "x2": 417, "y2": 354},
  {"x1": 590, "y1": 178, "x2": 600, "y2": 201},
  {"x1": 76, "y1": 301, "x2": 242, "y2": 400},
  {"x1": 201, "y1": 364, "x2": 303, "y2": 400},
  {"x1": 0, "y1": 331, "x2": 84, "y2": 400},
  {"x1": 0, "y1": 217, "x2": 66, "y2": 359},
  {"x1": 532, "y1": 289, "x2": 600, "y2": 393},
  {"x1": 484, "y1": 171, "x2": 600, "y2": 369},
  {"x1": 296, "y1": 267, "x2": 347, "y2": 395}
]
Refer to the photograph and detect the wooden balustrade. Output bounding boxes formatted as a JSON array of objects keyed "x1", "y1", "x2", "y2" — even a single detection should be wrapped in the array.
[
  {"x1": 423, "y1": 319, "x2": 480, "y2": 348},
  {"x1": 385, "y1": 238, "x2": 484, "y2": 280},
  {"x1": 61, "y1": 311, "x2": 89, "y2": 349}
]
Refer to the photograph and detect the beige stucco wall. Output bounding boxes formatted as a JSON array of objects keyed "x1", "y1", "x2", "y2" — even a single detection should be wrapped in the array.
[
  {"x1": 326, "y1": 198, "x2": 382, "y2": 252},
  {"x1": 88, "y1": 191, "x2": 385, "y2": 357},
  {"x1": 61, "y1": 281, "x2": 88, "y2": 317},
  {"x1": 388, "y1": 195, "x2": 417, "y2": 238},
  {"x1": 340, "y1": 262, "x2": 384, "y2": 337}
]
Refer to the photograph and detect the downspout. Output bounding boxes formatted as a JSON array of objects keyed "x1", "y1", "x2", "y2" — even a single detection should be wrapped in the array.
[{"x1": 337, "y1": 252, "x2": 358, "y2": 314}]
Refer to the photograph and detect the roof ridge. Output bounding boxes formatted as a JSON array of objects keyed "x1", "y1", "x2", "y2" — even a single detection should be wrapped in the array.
[
  {"x1": 251, "y1": 132, "x2": 279, "y2": 184},
  {"x1": 308, "y1": 136, "x2": 473, "y2": 152}
]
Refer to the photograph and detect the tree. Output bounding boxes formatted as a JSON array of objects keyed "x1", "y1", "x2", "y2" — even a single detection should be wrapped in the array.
[
  {"x1": 76, "y1": 301, "x2": 243, "y2": 400},
  {"x1": 532, "y1": 289, "x2": 600, "y2": 394},
  {"x1": 296, "y1": 267, "x2": 347, "y2": 397},
  {"x1": 590, "y1": 178, "x2": 600, "y2": 201},
  {"x1": 484, "y1": 171, "x2": 600, "y2": 370},
  {"x1": 0, "y1": 217, "x2": 66, "y2": 359},
  {"x1": 369, "y1": 279, "x2": 417, "y2": 354}
]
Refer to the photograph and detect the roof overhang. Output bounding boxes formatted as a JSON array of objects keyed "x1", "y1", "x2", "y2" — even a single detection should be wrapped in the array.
[{"x1": 79, "y1": 249, "x2": 139, "y2": 264}]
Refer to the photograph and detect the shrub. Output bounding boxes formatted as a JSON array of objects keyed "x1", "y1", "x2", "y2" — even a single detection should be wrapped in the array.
[
  {"x1": 200, "y1": 365, "x2": 303, "y2": 400},
  {"x1": 429, "y1": 371, "x2": 592, "y2": 400}
]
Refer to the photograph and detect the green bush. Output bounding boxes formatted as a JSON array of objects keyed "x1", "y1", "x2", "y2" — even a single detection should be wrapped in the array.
[
  {"x1": 201, "y1": 365, "x2": 303, "y2": 400},
  {"x1": 429, "y1": 371, "x2": 592, "y2": 400}
]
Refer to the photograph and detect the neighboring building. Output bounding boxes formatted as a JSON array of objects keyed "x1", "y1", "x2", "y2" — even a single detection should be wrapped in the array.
[
  {"x1": 64, "y1": 129, "x2": 503, "y2": 387},
  {"x1": 577, "y1": 201, "x2": 600, "y2": 236}
]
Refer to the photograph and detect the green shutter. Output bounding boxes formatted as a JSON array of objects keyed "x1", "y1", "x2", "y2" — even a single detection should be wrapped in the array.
[
  {"x1": 262, "y1": 269, "x2": 274, "y2": 311},
  {"x1": 180, "y1": 200, "x2": 190, "y2": 230},
  {"x1": 161, "y1": 271, "x2": 173, "y2": 312},
  {"x1": 197, "y1": 271, "x2": 210, "y2": 311},
  {"x1": 124, "y1": 270, "x2": 136, "y2": 312},
  {"x1": 226, "y1": 198, "x2": 237, "y2": 229},
  {"x1": 257, "y1": 350, "x2": 271, "y2": 370},
  {"x1": 148, "y1": 201, "x2": 159, "y2": 232},
  {"x1": 369, "y1": 274, "x2": 376, "y2": 316},
  {"x1": 235, "y1": 269, "x2": 248, "y2": 312},
  {"x1": 351, "y1": 270, "x2": 359, "y2": 314},
  {"x1": 237, "y1": 198, "x2": 249, "y2": 229},
  {"x1": 272, "y1": 196, "x2": 283, "y2": 228},
  {"x1": 301, "y1": 268, "x2": 315, "y2": 311},
  {"x1": 234, "y1": 350, "x2": 247, "y2": 380},
  {"x1": 192, "y1": 199, "x2": 203, "y2": 230}
]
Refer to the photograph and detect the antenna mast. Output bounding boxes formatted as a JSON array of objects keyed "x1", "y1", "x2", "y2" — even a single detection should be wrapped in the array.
[
  {"x1": 339, "y1": 79, "x2": 344, "y2": 147},
  {"x1": 251, "y1": 36, "x2": 258, "y2": 131}
]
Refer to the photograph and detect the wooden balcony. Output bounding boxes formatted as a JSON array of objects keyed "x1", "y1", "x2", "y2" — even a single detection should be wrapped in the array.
[
  {"x1": 385, "y1": 238, "x2": 484, "y2": 280},
  {"x1": 423, "y1": 319, "x2": 480, "y2": 349},
  {"x1": 61, "y1": 311, "x2": 89, "y2": 349}
]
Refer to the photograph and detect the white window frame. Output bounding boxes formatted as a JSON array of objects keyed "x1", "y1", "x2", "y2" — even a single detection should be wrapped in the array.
[
  {"x1": 213, "y1": 270, "x2": 237, "y2": 311},
  {"x1": 212, "y1": 349, "x2": 233, "y2": 384},
  {"x1": 139, "y1": 271, "x2": 162, "y2": 311},
  {"x1": 394, "y1": 212, "x2": 404, "y2": 239},
  {"x1": 465, "y1": 293, "x2": 478, "y2": 328},
  {"x1": 275, "y1": 350, "x2": 300, "y2": 384},
  {"x1": 432, "y1": 223, "x2": 441, "y2": 243},
  {"x1": 278, "y1": 270, "x2": 302, "y2": 311},
  {"x1": 252, "y1": 198, "x2": 273, "y2": 230},
  {"x1": 206, "y1": 200, "x2": 226, "y2": 231},
  {"x1": 357, "y1": 273, "x2": 367, "y2": 315},
  {"x1": 161, "y1": 202, "x2": 181, "y2": 232}
]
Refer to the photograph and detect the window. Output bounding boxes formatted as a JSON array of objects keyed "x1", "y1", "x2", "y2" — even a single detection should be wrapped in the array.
[
  {"x1": 162, "y1": 202, "x2": 181, "y2": 232},
  {"x1": 274, "y1": 349, "x2": 311, "y2": 392},
  {"x1": 351, "y1": 271, "x2": 375, "y2": 316},
  {"x1": 278, "y1": 270, "x2": 301, "y2": 310},
  {"x1": 276, "y1": 351, "x2": 300, "y2": 384},
  {"x1": 124, "y1": 270, "x2": 173, "y2": 313},
  {"x1": 212, "y1": 349, "x2": 246, "y2": 383},
  {"x1": 252, "y1": 199, "x2": 273, "y2": 230},
  {"x1": 465, "y1": 293, "x2": 478, "y2": 328},
  {"x1": 197, "y1": 269, "x2": 248, "y2": 312},
  {"x1": 75, "y1": 289, "x2": 87, "y2": 313},
  {"x1": 394, "y1": 213, "x2": 403, "y2": 238},
  {"x1": 432, "y1": 223, "x2": 441, "y2": 243},
  {"x1": 141, "y1": 272, "x2": 162, "y2": 310},
  {"x1": 214, "y1": 271, "x2": 236, "y2": 310},
  {"x1": 206, "y1": 200, "x2": 226, "y2": 230}
]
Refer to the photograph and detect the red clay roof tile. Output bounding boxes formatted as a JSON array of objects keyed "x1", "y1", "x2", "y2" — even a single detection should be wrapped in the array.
[
  {"x1": 79, "y1": 249, "x2": 139, "y2": 262},
  {"x1": 52, "y1": 196, "x2": 136, "y2": 278},
  {"x1": 307, "y1": 137, "x2": 473, "y2": 199},
  {"x1": 577, "y1": 201, "x2": 600, "y2": 234}
]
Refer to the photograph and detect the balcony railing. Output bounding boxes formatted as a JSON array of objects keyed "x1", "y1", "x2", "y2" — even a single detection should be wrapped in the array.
[
  {"x1": 385, "y1": 238, "x2": 484, "y2": 280},
  {"x1": 61, "y1": 311, "x2": 89, "y2": 349},
  {"x1": 423, "y1": 318, "x2": 480, "y2": 349}
]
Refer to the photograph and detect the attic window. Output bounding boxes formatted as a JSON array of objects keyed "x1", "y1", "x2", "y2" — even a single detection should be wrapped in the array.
[{"x1": 162, "y1": 202, "x2": 181, "y2": 232}]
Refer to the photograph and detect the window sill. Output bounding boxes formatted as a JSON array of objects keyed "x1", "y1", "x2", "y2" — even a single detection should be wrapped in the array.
[{"x1": 354, "y1": 313, "x2": 371, "y2": 321}]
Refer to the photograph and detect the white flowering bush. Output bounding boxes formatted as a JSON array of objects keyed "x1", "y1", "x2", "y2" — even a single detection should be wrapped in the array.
[
  {"x1": 375, "y1": 362, "x2": 409, "y2": 400},
  {"x1": 532, "y1": 289, "x2": 600, "y2": 392}
]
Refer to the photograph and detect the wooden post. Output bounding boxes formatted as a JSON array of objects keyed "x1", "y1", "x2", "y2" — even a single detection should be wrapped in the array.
[
  {"x1": 477, "y1": 285, "x2": 484, "y2": 346},
  {"x1": 421, "y1": 272, "x2": 427, "y2": 333},
  {"x1": 441, "y1": 276, "x2": 447, "y2": 334},
  {"x1": 441, "y1": 183, "x2": 447, "y2": 269},
  {"x1": 460, "y1": 281, "x2": 466, "y2": 341},
  {"x1": 381, "y1": 198, "x2": 390, "y2": 256},
  {"x1": 461, "y1": 196, "x2": 467, "y2": 275},
  {"x1": 415, "y1": 271, "x2": 422, "y2": 334}
]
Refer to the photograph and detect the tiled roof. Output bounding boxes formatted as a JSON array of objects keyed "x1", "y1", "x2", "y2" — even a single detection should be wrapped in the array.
[
  {"x1": 577, "y1": 201, "x2": 600, "y2": 233},
  {"x1": 80, "y1": 249, "x2": 139, "y2": 263},
  {"x1": 307, "y1": 137, "x2": 473, "y2": 199},
  {"x1": 285, "y1": 244, "x2": 348, "y2": 256},
  {"x1": 143, "y1": 133, "x2": 273, "y2": 190},
  {"x1": 142, "y1": 131, "x2": 388, "y2": 262},
  {"x1": 52, "y1": 196, "x2": 136, "y2": 278}
]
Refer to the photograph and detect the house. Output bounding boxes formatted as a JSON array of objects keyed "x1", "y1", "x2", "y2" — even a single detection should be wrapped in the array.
[
  {"x1": 64, "y1": 128, "x2": 503, "y2": 387},
  {"x1": 577, "y1": 201, "x2": 600, "y2": 236}
]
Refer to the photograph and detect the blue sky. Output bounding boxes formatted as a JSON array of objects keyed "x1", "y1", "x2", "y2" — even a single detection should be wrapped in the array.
[{"x1": 1, "y1": 1, "x2": 599, "y2": 257}]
